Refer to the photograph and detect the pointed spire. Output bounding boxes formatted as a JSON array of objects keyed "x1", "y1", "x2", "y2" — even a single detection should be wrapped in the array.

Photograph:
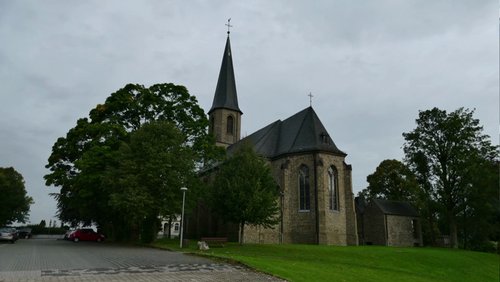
[
  {"x1": 208, "y1": 31, "x2": 242, "y2": 115},
  {"x1": 226, "y1": 18, "x2": 232, "y2": 35}
]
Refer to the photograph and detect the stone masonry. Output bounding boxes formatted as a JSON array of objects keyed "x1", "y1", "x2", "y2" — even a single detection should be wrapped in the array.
[
  {"x1": 244, "y1": 152, "x2": 358, "y2": 245},
  {"x1": 361, "y1": 200, "x2": 423, "y2": 247},
  {"x1": 209, "y1": 109, "x2": 241, "y2": 148}
]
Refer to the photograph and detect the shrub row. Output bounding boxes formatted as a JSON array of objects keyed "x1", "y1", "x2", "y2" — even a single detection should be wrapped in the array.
[{"x1": 25, "y1": 225, "x2": 68, "y2": 235}]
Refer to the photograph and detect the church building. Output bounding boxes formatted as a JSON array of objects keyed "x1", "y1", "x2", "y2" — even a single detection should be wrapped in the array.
[{"x1": 201, "y1": 30, "x2": 358, "y2": 245}]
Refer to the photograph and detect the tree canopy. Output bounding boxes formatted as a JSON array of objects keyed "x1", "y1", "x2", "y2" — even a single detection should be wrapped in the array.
[
  {"x1": 0, "y1": 167, "x2": 33, "y2": 225},
  {"x1": 359, "y1": 159, "x2": 419, "y2": 203},
  {"x1": 45, "y1": 83, "x2": 221, "y2": 241},
  {"x1": 402, "y1": 107, "x2": 498, "y2": 249},
  {"x1": 457, "y1": 158, "x2": 500, "y2": 251},
  {"x1": 210, "y1": 144, "x2": 280, "y2": 244},
  {"x1": 106, "y1": 121, "x2": 195, "y2": 242}
]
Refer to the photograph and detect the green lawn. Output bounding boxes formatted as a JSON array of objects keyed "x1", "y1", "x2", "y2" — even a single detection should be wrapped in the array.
[{"x1": 152, "y1": 239, "x2": 499, "y2": 282}]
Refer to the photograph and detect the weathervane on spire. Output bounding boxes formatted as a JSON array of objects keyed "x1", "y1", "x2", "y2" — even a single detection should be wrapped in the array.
[
  {"x1": 308, "y1": 92, "x2": 314, "y2": 107},
  {"x1": 226, "y1": 18, "x2": 232, "y2": 34}
]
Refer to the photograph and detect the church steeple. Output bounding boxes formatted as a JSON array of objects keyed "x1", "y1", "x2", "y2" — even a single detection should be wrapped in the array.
[
  {"x1": 208, "y1": 34, "x2": 242, "y2": 115},
  {"x1": 208, "y1": 25, "x2": 243, "y2": 148}
]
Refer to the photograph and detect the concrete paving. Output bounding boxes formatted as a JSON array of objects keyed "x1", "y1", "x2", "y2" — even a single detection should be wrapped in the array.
[{"x1": 0, "y1": 239, "x2": 284, "y2": 281}]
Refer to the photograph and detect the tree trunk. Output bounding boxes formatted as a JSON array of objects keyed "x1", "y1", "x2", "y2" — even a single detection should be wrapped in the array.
[
  {"x1": 462, "y1": 207, "x2": 467, "y2": 249},
  {"x1": 239, "y1": 222, "x2": 245, "y2": 245},
  {"x1": 428, "y1": 213, "x2": 436, "y2": 246},
  {"x1": 449, "y1": 217, "x2": 458, "y2": 248},
  {"x1": 167, "y1": 216, "x2": 172, "y2": 239}
]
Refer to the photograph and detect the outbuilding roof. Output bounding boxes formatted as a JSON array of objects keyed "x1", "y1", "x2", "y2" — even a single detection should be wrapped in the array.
[{"x1": 373, "y1": 199, "x2": 419, "y2": 217}]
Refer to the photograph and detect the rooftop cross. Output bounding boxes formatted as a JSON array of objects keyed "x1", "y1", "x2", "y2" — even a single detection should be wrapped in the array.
[
  {"x1": 225, "y1": 18, "x2": 232, "y2": 34},
  {"x1": 308, "y1": 92, "x2": 314, "y2": 107}
]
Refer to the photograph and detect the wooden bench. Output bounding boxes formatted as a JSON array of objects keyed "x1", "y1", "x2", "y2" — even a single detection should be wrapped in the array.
[{"x1": 201, "y1": 237, "x2": 228, "y2": 247}]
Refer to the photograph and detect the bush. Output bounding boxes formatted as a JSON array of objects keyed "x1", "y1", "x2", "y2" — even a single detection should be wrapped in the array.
[
  {"x1": 27, "y1": 224, "x2": 68, "y2": 235},
  {"x1": 470, "y1": 241, "x2": 498, "y2": 253},
  {"x1": 140, "y1": 216, "x2": 158, "y2": 243}
]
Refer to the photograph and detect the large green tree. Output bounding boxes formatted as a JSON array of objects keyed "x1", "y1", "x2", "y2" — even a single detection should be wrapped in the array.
[
  {"x1": 45, "y1": 83, "x2": 221, "y2": 239},
  {"x1": 403, "y1": 107, "x2": 497, "y2": 248},
  {"x1": 359, "y1": 159, "x2": 419, "y2": 203},
  {"x1": 0, "y1": 167, "x2": 33, "y2": 225},
  {"x1": 105, "y1": 121, "x2": 195, "y2": 242},
  {"x1": 210, "y1": 144, "x2": 280, "y2": 244},
  {"x1": 457, "y1": 158, "x2": 499, "y2": 251}
]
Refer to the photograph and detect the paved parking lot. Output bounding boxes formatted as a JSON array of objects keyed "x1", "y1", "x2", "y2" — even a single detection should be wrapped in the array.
[{"x1": 0, "y1": 239, "x2": 283, "y2": 281}]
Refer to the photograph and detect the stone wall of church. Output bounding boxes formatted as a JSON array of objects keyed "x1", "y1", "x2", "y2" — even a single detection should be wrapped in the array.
[
  {"x1": 279, "y1": 154, "x2": 318, "y2": 244},
  {"x1": 243, "y1": 152, "x2": 358, "y2": 245},
  {"x1": 343, "y1": 164, "x2": 359, "y2": 245},
  {"x1": 243, "y1": 224, "x2": 280, "y2": 244},
  {"x1": 314, "y1": 153, "x2": 357, "y2": 246}
]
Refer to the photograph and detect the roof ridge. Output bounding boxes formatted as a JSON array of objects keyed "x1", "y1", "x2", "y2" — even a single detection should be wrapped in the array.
[
  {"x1": 373, "y1": 198, "x2": 419, "y2": 217},
  {"x1": 309, "y1": 107, "x2": 320, "y2": 146}
]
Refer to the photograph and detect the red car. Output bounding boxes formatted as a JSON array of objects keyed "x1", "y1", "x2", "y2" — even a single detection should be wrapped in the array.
[{"x1": 68, "y1": 229, "x2": 105, "y2": 242}]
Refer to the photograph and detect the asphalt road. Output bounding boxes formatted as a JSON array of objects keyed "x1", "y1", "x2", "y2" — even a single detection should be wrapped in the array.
[{"x1": 0, "y1": 239, "x2": 283, "y2": 281}]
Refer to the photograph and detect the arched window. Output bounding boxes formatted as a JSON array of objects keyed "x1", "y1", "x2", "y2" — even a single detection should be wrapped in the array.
[
  {"x1": 227, "y1": 115, "x2": 234, "y2": 134},
  {"x1": 328, "y1": 166, "x2": 339, "y2": 211},
  {"x1": 299, "y1": 165, "x2": 310, "y2": 211}
]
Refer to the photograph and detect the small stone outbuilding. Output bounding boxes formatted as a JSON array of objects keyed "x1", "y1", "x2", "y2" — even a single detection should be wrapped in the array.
[{"x1": 356, "y1": 198, "x2": 422, "y2": 247}]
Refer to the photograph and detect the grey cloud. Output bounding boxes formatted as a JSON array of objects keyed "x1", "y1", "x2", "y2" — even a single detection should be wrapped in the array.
[{"x1": 0, "y1": 0, "x2": 497, "y2": 224}]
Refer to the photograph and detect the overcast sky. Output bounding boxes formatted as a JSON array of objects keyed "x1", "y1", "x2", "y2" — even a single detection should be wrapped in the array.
[{"x1": 1, "y1": 1, "x2": 498, "y2": 225}]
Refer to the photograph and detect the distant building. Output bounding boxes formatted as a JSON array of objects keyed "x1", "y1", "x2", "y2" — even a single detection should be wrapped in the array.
[
  {"x1": 356, "y1": 198, "x2": 422, "y2": 247},
  {"x1": 158, "y1": 216, "x2": 181, "y2": 238}
]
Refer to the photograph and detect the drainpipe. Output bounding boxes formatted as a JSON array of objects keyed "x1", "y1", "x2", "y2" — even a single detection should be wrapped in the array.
[
  {"x1": 279, "y1": 159, "x2": 289, "y2": 244},
  {"x1": 313, "y1": 153, "x2": 320, "y2": 245},
  {"x1": 280, "y1": 190, "x2": 284, "y2": 244}
]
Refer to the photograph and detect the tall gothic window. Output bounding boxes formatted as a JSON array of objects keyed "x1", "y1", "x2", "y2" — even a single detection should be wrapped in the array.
[
  {"x1": 299, "y1": 165, "x2": 310, "y2": 211},
  {"x1": 328, "y1": 166, "x2": 339, "y2": 211},
  {"x1": 227, "y1": 115, "x2": 234, "y2": 134}
]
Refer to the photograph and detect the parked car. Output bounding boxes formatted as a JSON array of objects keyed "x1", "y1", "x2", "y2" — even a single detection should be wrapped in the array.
[
  {"x1": 0, "y1": 228, "x2": 16, "y2": 243},
  {"x1": 63, "y1": 230, "x2": 74, "y2": 240},
  {"x1": 68, "y1": 228, "x2": 105, "y2": 242},
  {"x1": 4, "y1": 227, "x2": 18, "y2": 241},
  {"x1": 17, "y1": 228, "x2": 32, "y2": 239}
]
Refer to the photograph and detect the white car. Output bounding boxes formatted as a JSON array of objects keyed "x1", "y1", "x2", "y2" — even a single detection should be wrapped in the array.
[{"x1": 0, "y1": 228, "x2": 16, "y2": 243}]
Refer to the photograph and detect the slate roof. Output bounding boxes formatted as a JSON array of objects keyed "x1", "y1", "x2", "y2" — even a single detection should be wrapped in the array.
[
  {"x1": 208, "y1": 35, "x2": 242, "y2": 115},
  {"x1": 228, "y1": 107, "x2": 346, "y2": 159},
  {"x1": 373, "y1": 199, "x2": 419, "y2": 217}
]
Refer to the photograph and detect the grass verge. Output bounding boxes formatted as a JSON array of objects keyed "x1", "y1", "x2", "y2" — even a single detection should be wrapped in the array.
[{"x1": 152, "y1": 238, "x2": 499, "y2": 282}]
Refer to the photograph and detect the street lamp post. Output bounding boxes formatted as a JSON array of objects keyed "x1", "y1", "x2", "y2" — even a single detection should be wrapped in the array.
[{"x1": 179, "y1": 187, "x2": 188, "y2": 248}]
